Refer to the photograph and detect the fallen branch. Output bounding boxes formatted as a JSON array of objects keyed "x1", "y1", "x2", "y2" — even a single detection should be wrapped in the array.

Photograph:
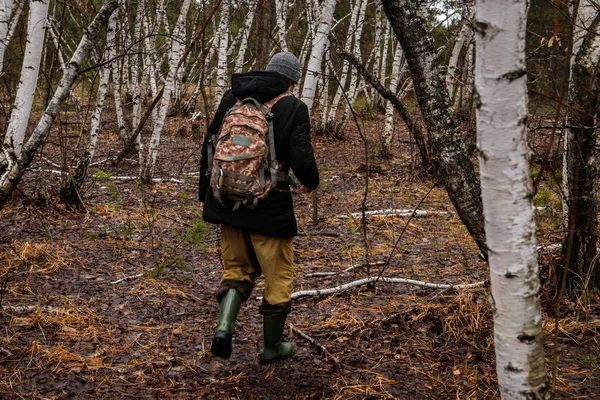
[
  {"x1": 1, "y1": 305, "x2": 57, "y2": 313},
  {"x1": 291, "y1": 277, "x2": 486, "y2": 300},
  {"x1": 110, "y1": 273, "x2": 144, "y2": 285},
  {"x1": 337, "y1": 209, "x2": 455, "y2": 219},
  {"x1": 290, "y1": 323, "x2": 342, "y2": 370},
  {"x1": 305, "y1": 261, "x2": 386, "y2": 277}
]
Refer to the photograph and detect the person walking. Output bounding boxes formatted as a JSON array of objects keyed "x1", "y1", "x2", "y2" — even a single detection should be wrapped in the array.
[{"x1": 198, "y1": 51, "x2": 319, "y2": 363}]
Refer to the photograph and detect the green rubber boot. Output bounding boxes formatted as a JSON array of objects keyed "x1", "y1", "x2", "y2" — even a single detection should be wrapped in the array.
[
  {"x1": 211, "y1": 289, "x2": 243, "y2": 359},
  {"x1": 259, "y1": 314, "x2": 294, "y2": 363}
]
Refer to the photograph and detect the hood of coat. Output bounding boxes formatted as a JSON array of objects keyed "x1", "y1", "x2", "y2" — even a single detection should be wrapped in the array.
[{"x1": 231, "y1": 71, "x2": 291, "y2": 103}]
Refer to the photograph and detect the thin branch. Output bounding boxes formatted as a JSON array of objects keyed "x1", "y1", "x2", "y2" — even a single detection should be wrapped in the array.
[
  {"x1": 290, "y1": 323, "x2": 342, "y2": 370},
  {"x1": 291, "y1": 276, "x2": 486, "y2": 300},
  {"x1": 337, "y1": 209, "x2": 455, "y2": 219}
]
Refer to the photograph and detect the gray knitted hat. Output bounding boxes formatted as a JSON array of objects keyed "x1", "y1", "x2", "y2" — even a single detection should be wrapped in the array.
[{"x1": 266, "y1": 52, "x2": 301, "y2": 83}]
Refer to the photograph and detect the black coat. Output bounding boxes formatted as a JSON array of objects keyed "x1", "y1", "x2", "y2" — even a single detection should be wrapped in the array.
[{"x1": 199, "y1": 71, "x2": 319, "y2": 237}]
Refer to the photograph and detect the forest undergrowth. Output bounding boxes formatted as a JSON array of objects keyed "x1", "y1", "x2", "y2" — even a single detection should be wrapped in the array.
[{"x1": 0, "y1": 112, "x2": 598, "y2": 399}]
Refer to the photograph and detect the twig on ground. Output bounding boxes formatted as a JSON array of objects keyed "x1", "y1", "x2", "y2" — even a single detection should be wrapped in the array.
[
  {"x1": 110, "y1": 273, "x2": 144, "y2": 285},
  {"x1": 291, "y1": 276, "x2": 486, "y2": 300},
  {"x1": 305, "y1": 261, "x2": 386, "y2": 277},
  {"x1": 337, "y1": 209, "x2": 455, "y2": 219},
  {"x1": 290, "y1": 323, "x2": 342, "y2": 370}
]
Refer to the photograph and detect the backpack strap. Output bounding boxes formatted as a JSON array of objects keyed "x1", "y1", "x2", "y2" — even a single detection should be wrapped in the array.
[{"x1": 263, "y1": 91, "x2": 293, "y2": 184}]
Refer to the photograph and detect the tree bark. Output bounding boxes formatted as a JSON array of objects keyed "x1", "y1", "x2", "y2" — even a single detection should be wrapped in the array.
[
  {"x1": 214, "y1": 0, "x2": 230, "y2": 108},
  {"x1": 381, "y1": 0, "x2": 486, "y2": 258},
  {"x1": 562, "y1": 2, "x2": 600, "y2": 290},
  {"x1": 3, "y1": 0, "x2": 49, "y2": 160},
  {"x1": 475, "y1": 1, "x2": 549, "y2": 398},
  {"x1": 0, "y1": 0, "x2": 14, "y2": 71},
  {"x1": 300, "y1": 0, "x2": 336, "y2": 113}
]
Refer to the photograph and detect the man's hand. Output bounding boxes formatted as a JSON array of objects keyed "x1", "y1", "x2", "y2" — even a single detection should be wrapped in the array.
[{"x1": 297, "y1": 185, "x2": 313, "y2": 194}]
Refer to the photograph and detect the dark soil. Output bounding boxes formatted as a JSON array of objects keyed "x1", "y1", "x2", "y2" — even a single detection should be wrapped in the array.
[{"x1": 1, "y1": 113, "x2": 598, "y2": 399}]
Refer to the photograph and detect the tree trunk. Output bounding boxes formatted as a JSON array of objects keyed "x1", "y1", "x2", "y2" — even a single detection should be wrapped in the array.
[
  {"x1": 253, "y1": 0, "x2": 273, "y2": 69},
  {"x1": 140, "y1": 0, "x2": 192, "y2": 183},
  {"x1": 233, "y1": 0, "x2": 257, "y2": 73},
  {"x1": 274, "y1": 0, "x2": 288, "y2": 51},
  {"x1": 300, "y1": 0, "x2": 336, "y2": 113},
  {"x1": 475, "y1": 1, "x2": 549, "y2": 398},
  {"x1": 381, "y1": 0, "x2": 486, "y2": 258},
  {"x1": 562, "y1": 2, "x2": 600, "y2": 291},
  {"x1": 0, "y1": 0, "x2": 120, "y2": 209},
  {"x1": 326, "y1": 0, "x2": 363, "y2": 126},
  {"x1": 3, "y1": 0, "x2": 49, "y2": 160},
  {"x1": 381, "y1": 41, "x2": 403, "y2": 158},
  {"x1": 214, "y1": 0, "x2": 230, "y2": 108},
  {"x1": 0, "y1": 0, "x2": 14, "y2": 71}
]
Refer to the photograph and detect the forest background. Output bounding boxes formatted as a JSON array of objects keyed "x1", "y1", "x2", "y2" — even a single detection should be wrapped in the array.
[{"x1": 0, "y1": 0, "x2": 599, "y2": 398}]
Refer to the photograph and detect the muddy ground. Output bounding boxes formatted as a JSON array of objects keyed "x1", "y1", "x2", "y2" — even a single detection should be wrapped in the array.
[{"x1": 0, "y1": 113, "x2": 598, "y2": 399}]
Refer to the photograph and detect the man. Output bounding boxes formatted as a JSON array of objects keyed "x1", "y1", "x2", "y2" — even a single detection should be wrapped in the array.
[{"x1": 199, "y1": 52, "x2": 319, "y2": 363}]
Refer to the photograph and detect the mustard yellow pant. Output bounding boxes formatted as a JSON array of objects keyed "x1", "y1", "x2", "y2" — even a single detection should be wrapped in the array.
[{"x1": 219, "y1": 224, "x2": 295, "y2": 313}]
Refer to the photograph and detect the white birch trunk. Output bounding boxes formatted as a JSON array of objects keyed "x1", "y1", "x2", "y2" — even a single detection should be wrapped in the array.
[
  {"x1": 130, "y1": 0, "x2": 145, "y2": 130},
  {"x1": 338, "y1": 0, "x2": 367, "y2": 128},
  {"x1": 233, "y1": 0, "x2": 257, "y2": 73},
  {"x1": 379, "y1": 21, "x2": 391, "y2": 87},
  {"x1": 367, "y1": 3, "x2": 384, "y2": 103},
  {"x1": 106, "y1": 9, "x2": 127, "y2": 144},
  {"x1": 326, "y1": 0, "x2": 362, "y2": 123},
  {"x1": 446, "y1": 19, "x2": 469, "y2": 97},
  {"x1": 213, "y1": 0, "x2": 230, "y2": 109},
  {"x1": 0, "y1": 0, "x2": 120, "y2": 207},
  {"x1": 0, "y1": 0, "x2": 14, "y2": 71},
  {"x1": 140, "y1": 0, "x2": 192, "y2": 182},
  {"x1": 3, "y1": 0, "x2": 49, "y2": 159},
  {"x1": 89, "y1": 56, "x2": 111, "y2": 160},
  {"x1": 274, "y1": 0, "x2": 288, "y2": 51},
  {"x1": 381, "y1": 41, "x2": 403, "y2": 157},
  {"x1": 299, "y1": 0, "x2": 336, "y2": 112},
  {"x1": 2, "y1": 0, "x2": 24, "y2": 70},
  {"x1": 475, "y1": 1, "x2": 549, "y2": 398}
]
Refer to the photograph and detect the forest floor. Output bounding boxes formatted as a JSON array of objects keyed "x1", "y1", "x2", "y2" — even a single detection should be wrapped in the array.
[{"x1": 0, "y1": 111, "x2": 599, "y2": 399}]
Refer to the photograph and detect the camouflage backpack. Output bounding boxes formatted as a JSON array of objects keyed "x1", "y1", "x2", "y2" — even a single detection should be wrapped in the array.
[{"x1": 207, "y1": 92, "x2": 291, "y2": 211}]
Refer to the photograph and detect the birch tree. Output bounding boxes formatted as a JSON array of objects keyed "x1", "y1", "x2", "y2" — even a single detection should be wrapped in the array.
[
  {"x1": 300, "y1": 0, "x2": 336, "y2": 113},
  {"x1": 2, "y1": 0, "x2": 49, "y2": 167},
  {"x1": 475, "y1": 0, "x2": 549, "y2": 398},
  {"x1": 562, "y1": 1, "x2": 600, "y2": 290},
  {"x1": 140, "y1": 0, "x2": 192, "y2": 183},
  {"x1": 233, "y1": 0, "x2": 257, "y2": 73},
  {"x1": 380, "y1": 41, "x2": 403, "y2": 158},
  {"x1": 381, "y1": 0, "x2": 487, "y2": 258},
  {"x1": 0, "y1": 0, "x2": 14, "y2": 71},
  {"x1": 213, "y1": 0, "x2": 230, "y2": 108},
  {"x1": 0, "y1": 0, "x2": 120, "y2": 209},
  {"x1": 326, "y1": 0, "x2": 365, "y2": 127}
]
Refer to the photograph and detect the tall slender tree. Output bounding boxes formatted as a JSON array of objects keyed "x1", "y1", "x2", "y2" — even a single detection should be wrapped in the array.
[
  {"x1": 1, "y1": 0, "x2": 49, "y2": 174},
  {"x1": 475, "y1": 0, "x2": 549, "y2": 398}
]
